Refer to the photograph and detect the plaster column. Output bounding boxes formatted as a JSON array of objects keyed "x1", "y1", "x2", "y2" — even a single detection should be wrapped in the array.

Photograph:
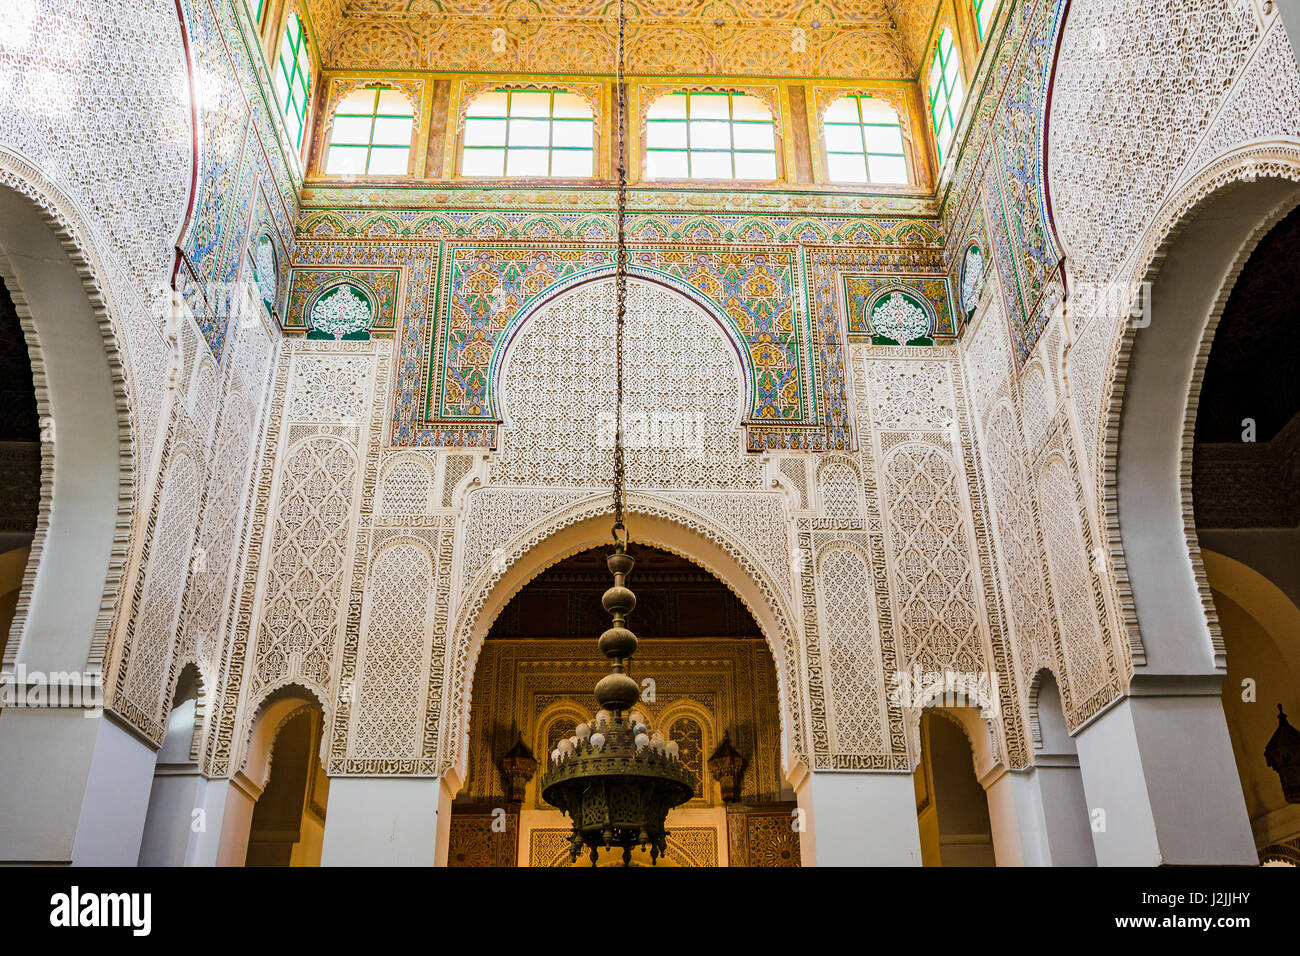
[
  {"x1": 1074, "y1": 678, "x2": 1257, "y2": 866},
  {"x1": 320, "y1": 775, "x2": 456, "y2": 866},
  {"x1": 138, "y1": 689, "x2": 237, "y2": 866},
  {"x1": 1024, "y1": 674, "x2": 1098, "y2": 865},
  {"x1": 981, "y1": 767, "x2": 1051, "y2": 866},
  {"x1": 1026, "y1": 754, "x2": 1097, "y2": 865},
  {"x1": 0, "y1": 707, "x2": 158, "y2": 865},
  {"x1": 790, "y1": 762, "x2": 922, "y2": 866},
  {"x1": 138, "y1": 771, "x2": 234, "y2": 866},
  {"x1": 138, "y1": 765, "x2": 204, "y2": 865},
  {"x1": 185, "y1": 777, "x2": 237, "y2": 866},
  {"x1": 214, "y1": 776, "x2": 260, "y2": 866}
]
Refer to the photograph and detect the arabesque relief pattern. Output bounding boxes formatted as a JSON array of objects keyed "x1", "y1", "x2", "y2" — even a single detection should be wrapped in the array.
[{"x1": 3, "y1": 0, "x2": 1295, "y2": 816}]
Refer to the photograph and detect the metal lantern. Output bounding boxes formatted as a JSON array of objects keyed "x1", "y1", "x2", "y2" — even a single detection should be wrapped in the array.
[
  {"x1": 707, "y1": 730, "x2": 748, "y2": 803},
  {"x1": 498, "y1": 732, "x2": 538, "y2": 804},
  {"x1": 1265, "y1": 704, "x2": 1300, "y2": 803},
  {"x1": 535, "y1": 0, "x2": 694, "y2": 866},
  {"x1": 539, "y1": 549, "x2": 694, "y2": 864}
]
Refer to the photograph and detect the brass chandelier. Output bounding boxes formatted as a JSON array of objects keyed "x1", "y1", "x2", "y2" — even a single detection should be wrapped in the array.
[{"x1": 537, "y1": 0, "x2": 694, "y2": 866}]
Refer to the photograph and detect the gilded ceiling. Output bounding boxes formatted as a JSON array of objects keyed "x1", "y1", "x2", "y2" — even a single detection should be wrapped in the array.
[{"x1": 305, "y1": 0, "x2": 942, "y2": 77}]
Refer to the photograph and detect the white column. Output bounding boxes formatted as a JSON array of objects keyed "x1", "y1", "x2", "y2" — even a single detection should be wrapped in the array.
[
  {"x1": 790, "y1": 763, "x2": 922, "y2": 866},
  {"x1": 215, "y1": 776, "x2": 260, "y2": 866},
  {"x1": 185, "y1": 777, "x2": 237, "y2": 866},
  {"x1": 320, "y1": 776, "x2": 455, "y2": 866},
  {"x1": 981, "y1": 767, "x2": 1051, "y2": 866},
  {"x1": 138, "y1": 692, "x2": 235, "y2": 866},
  {"x1": 137, "y1": 772, "x2": 235, "y2": 866},
  {"x1": 1029, "y1": 755, "x2": 1098, "y2": 865},
  {"x1": 1074, "y1": 681, "x2": 1257, "y2": 866},
  {"x1": 0, "y1": 707, "x2": 158, "y2": 865},
  {"x1": 138, "y1": 768, "x2": 204, "y2": 865}
]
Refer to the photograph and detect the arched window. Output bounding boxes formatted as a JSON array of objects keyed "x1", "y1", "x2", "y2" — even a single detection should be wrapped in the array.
[
  {"x1": 307, "y1": 284, "x2": 372, "y2": 340},
  {"x1": 959, "y1": 242, "x2": 985, "y2": 319},
  {"x1": 251, "y1": 234, "x2": 278, "y2": 316},
  {"x1": 870, "y1": 290, "x2": 932, "y2": 345},
  {"x1": 461, "y1": 89, "x2": 595, "y2": 178},
  {"x1": 644, "y1": 91, "x2": 777, "y2": 181},
  {"x1": 324, "y1": 85, "x2": 415, "y2": 176},
  {"x1": 274, "y1": 13, "x2": 312, "y2": 150},
  {"x1": 539, "y1": 714, "x2": 581, "y2": 770},
  {"x1": 668, "y1": 717, "x2": 705, "y2": 798},
  {"x1": 927, "y1": 28, "x2": 963, "y2": 163},
  {"x1": 822, "y1": 94, "x2": 908, "y2": 185},
  {"x1": 973, "y1": 0, "x2": 1000, "y2": 42}
]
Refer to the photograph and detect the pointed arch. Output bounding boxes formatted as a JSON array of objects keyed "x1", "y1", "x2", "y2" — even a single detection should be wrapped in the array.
[
  {"x1": 441, "y1": 491, "x2": 804, "y2": 787},
  {"x1": 0, "y1": 154, "x2": 136, "y2": 679}
]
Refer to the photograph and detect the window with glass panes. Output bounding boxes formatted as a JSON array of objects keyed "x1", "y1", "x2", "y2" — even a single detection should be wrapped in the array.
[
  {"x1": 973, "y1": 0, "x2": 999, "y2": 41},
  {"x1": 461, "y1": 90, "x2": 594, "y2": 178},
  {"x1": 822, "y1": 95, "x2": 908, "y2": 185},
  {"x1": 274, "y1": 14, "x2": 311, "y2": 150},
  {"x1": 927, "y1": 28, "x2": 963, "y2": 163},
  {"x1": 324, "y1": 86, "x2": 415, "y2": 176},
  {"x1": 644, "y1": 91, "x2": 777, "y2": 181}
]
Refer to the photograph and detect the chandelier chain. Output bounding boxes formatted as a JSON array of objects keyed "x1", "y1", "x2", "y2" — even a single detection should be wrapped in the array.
[{"x1": 612, "y1": 0, "x2": 627, "y2": 543}]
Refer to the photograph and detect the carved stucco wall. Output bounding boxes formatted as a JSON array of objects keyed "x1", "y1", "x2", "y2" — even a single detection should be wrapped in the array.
[
  {"x1": 226, "y1": 232, "x2": 1134, "y2": 785},
  {"x1": 0, "y1": 0, "x2": 289, "y2": 751},
  {"x1": 6, "y1": 0, "x2": 1297, "y2": 794},
  {"x1": 1040, "y1": 0, "x2": 1300, "y2": 700},
  {"x1": 278, "y1": 272, "x2": 1115, "y2": 783},
  {"x1": 217, "y1": 339, "x2": 391, "y2": 777},
  {"x1": 439, "y1": 280, "x2": 807, "y2": 773},
  {"x1": 0, "y1": 0, "x2": 187, "y2": 475},
  {"x1": 1049, "y1": 0, "x2": 1300, "y2": 494}
]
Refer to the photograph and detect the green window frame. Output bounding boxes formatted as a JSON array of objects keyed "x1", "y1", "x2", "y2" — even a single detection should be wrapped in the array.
[
  {"x1": 973, "y1": 0, "x2": 999, "y2": 42},
  {"x1": 274, "y1": 13, "x2": 311, "y2": 150},
  {"x1": 644, "y1": 91, "x2": 778, "y2": 182},
  {"x1": 324, "y1": 85, "x2": 415, "y2": 176},
  {"x1": 927, "y1": 28, "x2": 963, "y2": 163},
  {"x1": 460, "y1": 89, "x2": 595, "y2": 179},
  {"x1": 822, "y1": 94, "x2": 908, "y2": 185}
]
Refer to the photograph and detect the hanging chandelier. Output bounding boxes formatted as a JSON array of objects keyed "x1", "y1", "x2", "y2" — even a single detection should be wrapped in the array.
[{"x1": 537, "y1": 0, "x2": 694, "y2": 866}]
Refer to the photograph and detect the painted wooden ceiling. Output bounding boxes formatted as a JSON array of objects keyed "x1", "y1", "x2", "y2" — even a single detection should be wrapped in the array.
[{"x1": 304, "y1": 0, "x2": 942, "y2": 77}]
